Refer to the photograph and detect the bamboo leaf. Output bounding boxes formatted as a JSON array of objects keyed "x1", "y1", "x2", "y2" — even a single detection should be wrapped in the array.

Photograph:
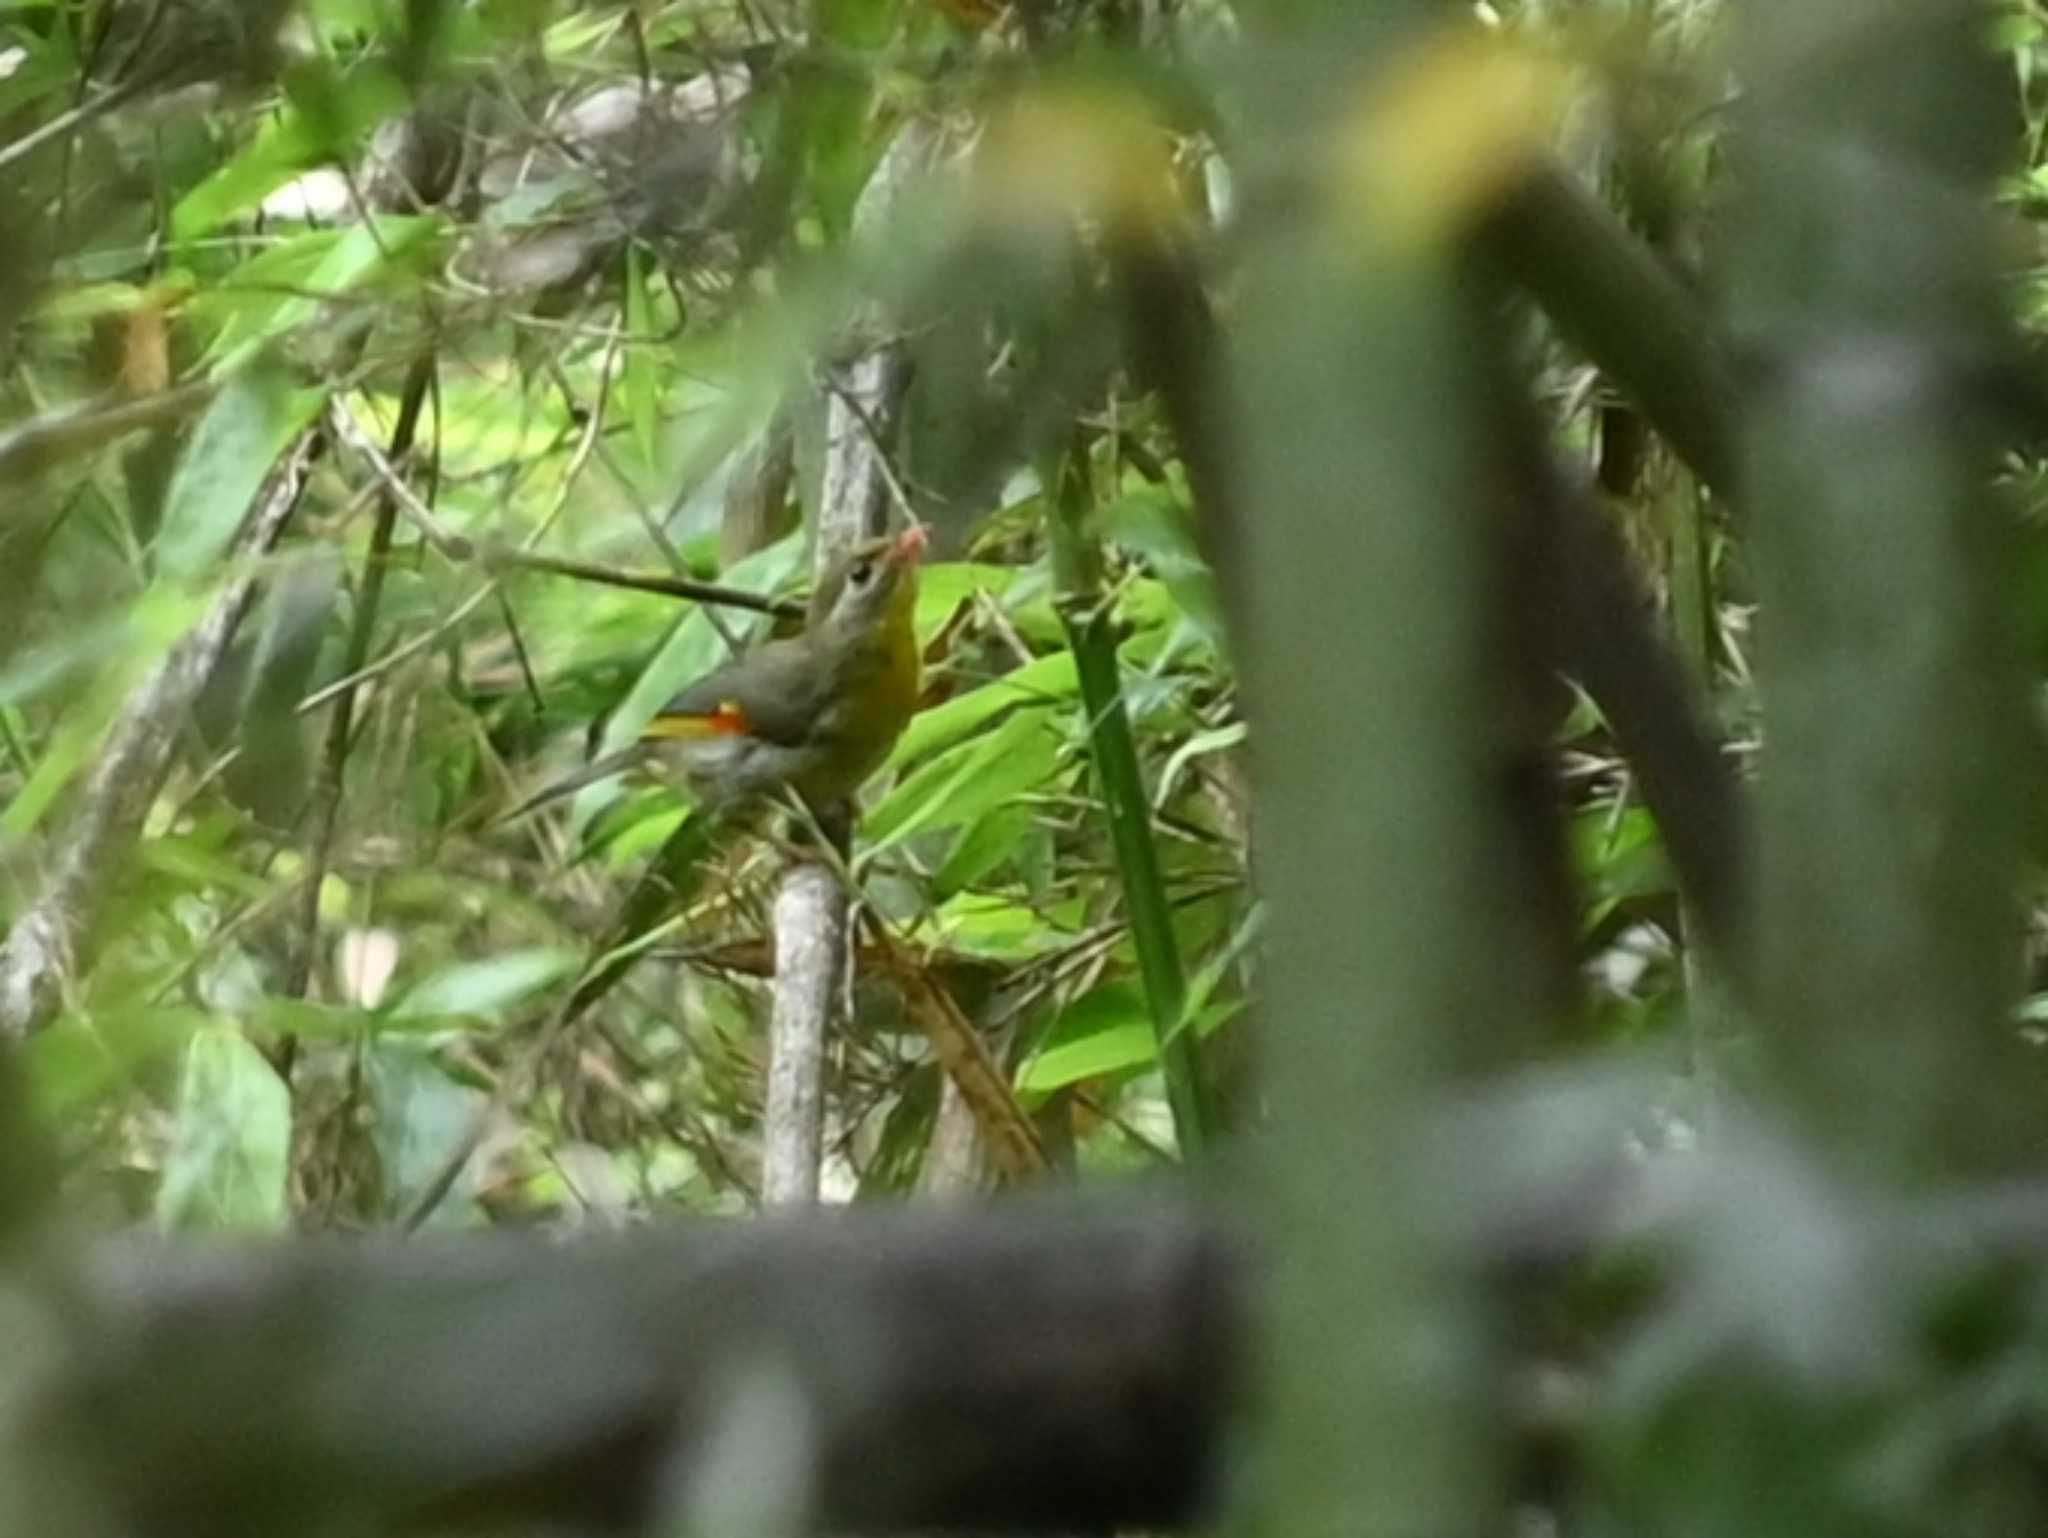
[
  {"x1": 390, "y1": 948, "x2": 581, "y2": 1024},
  {"x1": 623, "y1": 245, "x2": 658, "y2": 465},
  {"x1": 1018, "y1": 982, "x2": 1240, "y2": 1094},
  {"x1": 889, "y1": 652, "x2": 1080, "y2": 770},
  {"x1": 171, "y1": 67, "x2": 406, "y2": 240},
  {"x1": 155, "y1": 1026, "x2": 291, "y2": 1232},
  {"x1": 867, "y1": 707, "x2": 1066, "y2": 849},
  {"x1": 157, "y1": 363, "x2": 325, "y2": 581}
]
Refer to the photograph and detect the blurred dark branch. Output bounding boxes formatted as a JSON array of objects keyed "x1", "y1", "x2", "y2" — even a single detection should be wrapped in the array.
[
  {"x1": 0, "y1": 435, "x2": 317, "y2": 1041},
  {"x1": 31, "y1": 1145, "x2": 2048, "y2": 1536},
  {"x1": 1111, "y1": 229, "x2": 1243, "y2": 609},
  {"x1": 31, "y1": 1205, "x2": 1238, "y2": 1537},
  {"x1": 1547, "y1": 471, "x2": 1748, "y2": 972},
  {"x1": 1482, "y1": 162, "x2": 2048, "y2": 529},
  {"x1": 1479, "y1": 164, "x2": 1741, "y2": 497},
  {"x1": 1115, "y1": 216, "x2": 1748, "y2": 963}
]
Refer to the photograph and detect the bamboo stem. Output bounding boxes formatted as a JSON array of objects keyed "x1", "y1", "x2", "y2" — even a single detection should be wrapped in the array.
[{"x1": 1049, "y1": 447, "x2": 1210, "y2": 1156}]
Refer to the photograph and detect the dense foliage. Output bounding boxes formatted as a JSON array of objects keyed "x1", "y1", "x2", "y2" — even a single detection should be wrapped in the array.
[
  {"x1": 14, "y1": 0, "x2": 2048, "y2": 1532},
  {"x1": 3, "y1": 0, "x2": 1264, "y2": 1222}
]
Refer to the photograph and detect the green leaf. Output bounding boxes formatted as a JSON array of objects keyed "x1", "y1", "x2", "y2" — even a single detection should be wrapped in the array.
[
  {"x1": 819, "y1": 0, "x2": 897, "y2": 50},
  {"x1": 0, "y1": 709, "x2": 100, "y2": 841},
  {"x1": 249, "y1": 997, "x2": 379, "y2": 1040},
  {"x1": 1154, "y1": 722, "x2": 1248, "y2": 810},
  {"x1": 23, "y1": 1006, "x2": 204, "y2": 1118},
  {"x1": 210, "y1": 217, "x2": 445, "y2": 366},
  {"x1": 1018, "y1": 983, "x2": 1154, "y2": 1093},
  {"x1": 0, "y1": 588, "x2": 208, "y2": 708},
  {"x1": 595, "y1": 802, "x2": 689, "y2": 867},
  {"x1": 1018, "y1": 983, "x2": 1240, "y2": 1094},
  {"x1": 1103, "y1": 487, "x2": 1226, "y2": 643},
  {"x1": 190, "y1": 228, "x2": 346, "y2": 354},
  {"x1": 889, "y1": 651, "x2": 1080, "y2": 769},
  {"x1": 913, "y1": 561, "x2": 1021, "y2": 643},
  {"x1": 927, "y1": 891, "x2": 1083, "y2": 962},
  {"x1": 0, "y1": 593, "x2": 208, "y2": 838},
  {"x1": 483, "y1": 172, "x2": 595, "y2": 228},
  {"x1": 389, "y1": 947, "x2": 580, "y2": 1023},
  {"x1": 171, "y1": 66, "x2": 406, "y2": 240},
  {"x1": 623, "y1": 245, "x2": 659, "y2": 465},
  {"x1": 1176, "y1": 900, "x2": 1264, "y2": 1033},
  {"x1": 868, "y1": 706, "x2": 1066, "y2": 848},
  {"x1": 223, "y1": 549, "x2": 340, "y2": 825},
  {"x1": 157, "y1": 362, "x2": 326, "y2": 580},
  {"x1": 365, "y1": 1039, "x2": 488, "y2": 1225},
  {"x1": 933, "y1": 802, "x2": 1036, "y2": 898},
  {"x1": 856, "y1": 1064, "x2": 941, "y2": 1199},
  {"x1": 155, "y1": 1026, "x2": 291, "y2": 1232},
  {"x1": 1572, "y1": 804, "x2": 1673, "y2": 906},
  {"x1": 140, "y1": 835, "x2": 272, "y2": 900}
]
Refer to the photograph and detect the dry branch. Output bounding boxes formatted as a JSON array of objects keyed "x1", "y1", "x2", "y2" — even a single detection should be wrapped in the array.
[
  {"x1": 483, "y1": 542, "x2": 804, "y2": 617},
  {"x1": 872, "y1": 930, "x2": 1049, "y2": 1181},
  {"x1": 0, "y1": 437, "x2": 317, "y2": 1041}
]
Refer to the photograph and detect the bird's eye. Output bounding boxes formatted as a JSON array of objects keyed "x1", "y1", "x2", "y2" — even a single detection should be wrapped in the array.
[{"x1": 848, "y1": 559, "x2": 875, "y2": 588}]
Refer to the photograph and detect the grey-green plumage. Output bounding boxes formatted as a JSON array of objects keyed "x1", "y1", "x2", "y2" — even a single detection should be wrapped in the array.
[{"x1": 506, "y1": 527, "x2": 926, "y2": 822}]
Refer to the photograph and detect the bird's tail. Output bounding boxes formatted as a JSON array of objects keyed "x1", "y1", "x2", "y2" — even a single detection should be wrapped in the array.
[{"x1": 500, "y1": 747, "x2": 646, "y2": 823}]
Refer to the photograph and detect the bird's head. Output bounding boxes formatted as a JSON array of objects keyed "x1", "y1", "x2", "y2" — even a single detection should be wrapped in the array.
[{"x1": 807, "y1": 523, "x2": 927, "y2": 645}]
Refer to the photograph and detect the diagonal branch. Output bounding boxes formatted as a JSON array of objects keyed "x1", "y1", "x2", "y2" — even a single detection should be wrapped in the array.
[{"x1": 0, "y1": 436, "x2": 318, "y2": 1040}]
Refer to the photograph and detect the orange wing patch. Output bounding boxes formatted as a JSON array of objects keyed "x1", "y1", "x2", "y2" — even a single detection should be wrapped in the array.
[
  {"x1": 643, "y1": 700, "x2": 753, "y2": 741},
  {"x1": 934, "y1": 0, "x2": 1003, "y2": 26}
]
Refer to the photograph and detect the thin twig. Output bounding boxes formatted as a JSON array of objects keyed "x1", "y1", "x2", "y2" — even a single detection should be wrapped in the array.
[
  {"x1": 295, "y1": 370, "x2": 613, "y2": 719},
  {"x1": 480, "y1": 544, "x2": 802, "y2": 617},
  {"x1": 325, "y1": 397, "x2": 472, "y2": 559},
  {"x1": 285, "y1": 361, "x2": 437, "y2": 1039}
]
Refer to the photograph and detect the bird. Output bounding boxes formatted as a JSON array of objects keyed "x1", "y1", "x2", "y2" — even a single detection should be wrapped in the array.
[{"x1": 509, "y1": 524, "x2": 927, "y2": 823}]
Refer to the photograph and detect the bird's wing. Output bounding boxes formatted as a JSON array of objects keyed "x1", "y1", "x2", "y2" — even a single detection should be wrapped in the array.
[{"x1": 646, "y1": 639, "x2": 831, "y2": 748}]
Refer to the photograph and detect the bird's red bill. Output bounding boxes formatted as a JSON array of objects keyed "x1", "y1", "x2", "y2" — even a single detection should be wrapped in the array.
[{"x1": 893, "y1": 524, "x2": 929, "y2": 563}]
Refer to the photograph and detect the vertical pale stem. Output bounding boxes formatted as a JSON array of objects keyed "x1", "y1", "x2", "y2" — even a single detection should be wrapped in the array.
[
  {"x1": 762, "y1": 862, "x2": 843, "y2": 1206},
  {"x1": 760, "y1": 125, "x2": 928, "y2": 1206}
]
